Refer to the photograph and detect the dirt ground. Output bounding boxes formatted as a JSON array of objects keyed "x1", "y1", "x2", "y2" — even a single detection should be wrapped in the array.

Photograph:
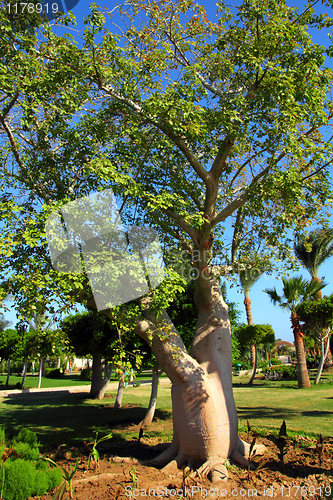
[{"x1": 36, "y1": 431, "x2": 332, "y2": 500}]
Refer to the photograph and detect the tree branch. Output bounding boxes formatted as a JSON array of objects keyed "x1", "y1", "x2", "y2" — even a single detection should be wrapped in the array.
[{"x1": 162, "y1": 208, "x2": 200, "y2": 246}]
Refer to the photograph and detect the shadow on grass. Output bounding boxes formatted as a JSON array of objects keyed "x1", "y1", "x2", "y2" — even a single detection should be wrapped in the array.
[
  {"x1": 0, "y1": 391, "x2": 171, "y2": 449},
  {"x1": 237, "y1": 406, "x2": 298, "y2": 421}
]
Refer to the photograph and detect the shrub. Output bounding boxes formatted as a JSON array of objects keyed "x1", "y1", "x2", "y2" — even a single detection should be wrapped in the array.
[
  {"x1": 264, "y1": 365, "x2": 298, "y2": 381},
  {"x1": 270, "y1": 358, "x2": 282, "y2": 365},
  {"x1": 80, "y1": 368, "x2": 93, "y2": 380},
  {"x1": 258, "y1": 360, "x2": 269, "y2": 371},
  {"x1": 0, "y1": 428, "x2": 62, "y2": 500},
  {"x1": 45, "y1": 368, "x2": 64, "y2": 379}
]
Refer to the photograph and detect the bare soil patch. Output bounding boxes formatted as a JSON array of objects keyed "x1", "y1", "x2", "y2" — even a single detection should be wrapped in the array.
[{"x1": 35, "y1": 431, "x2": 332, "y2": 500}]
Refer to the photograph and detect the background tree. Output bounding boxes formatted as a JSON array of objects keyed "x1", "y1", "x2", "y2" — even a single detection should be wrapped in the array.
[
  {"x1": 265, "y1": 277, "x2": 326, "y2": 389},
  {"x1": 61, "y1": 310, "x2": 119, "y2": 399},
  {"x1": 234, "y1": 324, "x2": 275, "y2": 385},
  {"x1": 297, "y1": 295, "x2": 333, "y2": 384},
  {"x1": 238, "y1": 257, "x2": 266, "y2": 379},
  {"x1": 0, "y1": 328, "x2": 23, "y2": 386},
  {"x1": 1, "y1": 0, "x2": 333, "y2": 479}
]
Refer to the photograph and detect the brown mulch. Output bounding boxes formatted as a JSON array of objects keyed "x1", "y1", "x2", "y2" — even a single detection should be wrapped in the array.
[{"x1": 35, "y1": 432, "x2": 333, "y2": 500}]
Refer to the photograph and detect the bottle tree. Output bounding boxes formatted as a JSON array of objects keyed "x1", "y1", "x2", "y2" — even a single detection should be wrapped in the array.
[{"x1": 1, "y1": 0, "x2": 333, "y2": 481}]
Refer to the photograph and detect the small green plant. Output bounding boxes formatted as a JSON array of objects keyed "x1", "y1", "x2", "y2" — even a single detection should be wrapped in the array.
[
  {"x1": 86, "y1": 432, "x2": 113, "y2": 470},
  {"x1": 272, "y1": 420, "x2": 288, "y2": 473},
  {"x1": 129, "y1": 467, "x2": 139, "y2": 488},
  {"x1": 46, "y1": 458, "x2": 79, "y2": 500},
  {"x1": 246, "y1": 431, "x2": 267, "y2": 483}
]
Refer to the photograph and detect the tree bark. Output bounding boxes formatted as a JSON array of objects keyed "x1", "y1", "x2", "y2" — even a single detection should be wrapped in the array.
[
  {"x1": 315, "y1": 329, "x2": 331, "y2": 385},
  {"x1": 139, "y1": 362, "x2": 161, "y2": 429},
  {"x1": 135, "y1": 278, "x2": 263, "y2": 480},
  {"x1": 90, "y1": 353, "x2": 103, "y2": 398},
  {"x1": 21, "y1": 358, "x2": 28, "y2": 389},
  {"x1": 114, "y1": 372, "x2": 125, "y2": 409},
  {"x1": 248, "y1": 346, "x2": 257, "y2": 386},
  {"x1": 5, "y1": 359, "x2": 10, "y2": 387},
  {"x1": 56, "y1": 356, "x2": 61, "y2": 369},
  {"x1": 244, "y1": 293, "x2": 256, "y2": 383},
  {"x1": 291, "y1": 312, "x2": 311, "y2": 389},
  {"x1": 38, "y1": 357, "x2": 44, "y2": 389},
  {"x1": 243, "y1": 294, "x2": 253, "y2": 325},
  {"x1": 90, "y1": 355, "x2": 112, "y2": 399}
]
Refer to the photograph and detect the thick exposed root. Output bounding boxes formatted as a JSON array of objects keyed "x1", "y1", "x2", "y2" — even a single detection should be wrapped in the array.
[
  {"x1": 195, "y1": 458, "x2": 228, "y2": 483},
  {"x1": 235, "y1": 437, "x2": 266, "y2": 459},
  {"x1": 144, "y1": 443, "x2": 177, "y2": 468},
  {"x1": 161, "y1": 453, "x2": 188, "y2": 473},
  {"x1": 230, "y1": 449, "x2": 249, "y2": 468}
]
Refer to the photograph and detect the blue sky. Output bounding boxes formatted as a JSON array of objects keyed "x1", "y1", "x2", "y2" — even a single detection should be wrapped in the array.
[{"x1": 3, "y1": 0, "x2": 333, "y2": 344}]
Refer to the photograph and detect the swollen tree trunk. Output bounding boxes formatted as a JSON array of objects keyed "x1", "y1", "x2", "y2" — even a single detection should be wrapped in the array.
[
  {"x1": 139, "y1": 362, "x2": 161, "y2": 429},
  {"x1": 21, "y1": 358, "x2": 28, "y2": 389},
  {"x1": 38, "y1": 357, "x2": 44, "y2": 389},
  {"x1": 5, "y1": 359, "x2": 10, "y2": 387},
  {"x1": 315, "y1": 330, "x2": 331, "y2": 385},
  {"x1": 114, "y1": 372, "x2": 125, "y2": 409},
  {"x1": 291, "y1": 312, "x2": 311, "y2": 389},
  {"x1": 135, "y1": 278, "x2": 264, "y2": 481}
]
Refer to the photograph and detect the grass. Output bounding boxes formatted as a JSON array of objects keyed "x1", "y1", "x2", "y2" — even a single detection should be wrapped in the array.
[
  {"x1": 0, "y1": 374, "x2": 91, "y2": 390},
  {"x1": 0, "y1": 373, "x2": 331, "y2": 450}
]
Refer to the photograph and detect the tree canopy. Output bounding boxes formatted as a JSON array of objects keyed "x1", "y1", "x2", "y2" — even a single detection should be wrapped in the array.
[{"x1": 1, "y1": 0, "x2": 333, "y2": 320}]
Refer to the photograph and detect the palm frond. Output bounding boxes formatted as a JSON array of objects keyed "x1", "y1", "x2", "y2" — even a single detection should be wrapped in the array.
[
  {"x1": 264, "y1": 287, "x2": 281, "y2": 305},
  {"x1": 294, "y1": 228, "x2": 333, "y2": 278}
]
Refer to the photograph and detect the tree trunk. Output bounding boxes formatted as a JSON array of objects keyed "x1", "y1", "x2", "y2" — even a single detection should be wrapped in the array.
[
  {"x1": 5, "y1": 359, "x2": 10, "y2": 387},
  {"x1": 139, "y1": 362, "x2": 161, "y2": 429},
  {"x1": 38, "y1": 357, "x2": 44, "y2": 389},
  {"x1": 312, "y1": 276, "x2": 323, "y2": 300},
  {"x1": 90, "y1": 353, "x2": 103, "y2": 398},
  {"x1": 56, "y1": 356, "x2": 61, "y2": 369},
  {"x1": 291, "y1": 312, "x2": 311, "y2": 389},
  {"x1": 248, "y1": 346, "x2": 257, "y2": 386},
  {"x1": 90, "y1": 356, "x2": 112, "y2": 399},
  {"x1": 135, "y1": 278, "x2": 264, "y2": 481},
  {"x1": 114, "y1": 372, "x2": 125, "y2": 409},
  {"x1": 21, "y1": 358, "x2": 28, "y2": 389},
  {"x1": 314, "y1": 330, "x2": 331, "y2": 385},
  {"x1": 243, "y1": 294, "x2": 253, "y2": 326}
]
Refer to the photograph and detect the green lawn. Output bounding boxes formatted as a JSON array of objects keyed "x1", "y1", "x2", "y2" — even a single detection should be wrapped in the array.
[
  {"x1": 0, "y1": 376, "x2": 332, "y2": 450},
  {"x1": 0, "y1": 374, "x2": 91, "y2": 390}
]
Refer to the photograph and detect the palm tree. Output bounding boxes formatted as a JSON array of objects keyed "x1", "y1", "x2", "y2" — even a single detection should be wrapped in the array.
[
  {"x1": 239, "y1": 259, "x2": 265, "y2": 385},
  {"x1": 294, "y1": 228, "x2": 333, "y2": 364},
  {"x1": 294, "y1": 228, "x2": 333, "y2": 299},
  {"x1": 264, "y1": 276, "x2": 326, "y2": 389}
]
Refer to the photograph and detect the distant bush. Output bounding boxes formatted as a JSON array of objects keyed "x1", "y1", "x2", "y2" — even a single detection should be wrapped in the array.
[
  {"x1": 0, "y1": 428, "x2": 62, "y2": 500},
  {"x1": 45, "y1": 368, "x2": 64, "y2": 379},
  {"x1": 264, "y1": 365, "x2": 298, "y2": 380},
  {"x1": 80, "y1": 368, "x2": 93, "y2": 380},
  {"x1": 270, "y1": 358, "x2": 282, "y2": 365},
  {"x1": 258, "y1": 360, "x2": 269, "y2": 371}
]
